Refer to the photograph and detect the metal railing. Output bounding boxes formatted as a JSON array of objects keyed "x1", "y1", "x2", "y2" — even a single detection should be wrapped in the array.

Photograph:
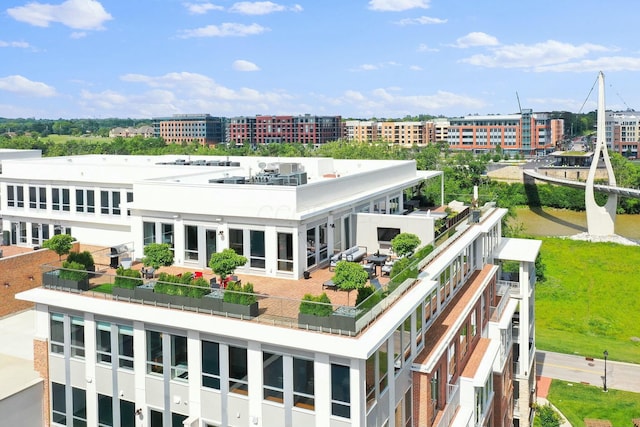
[{"x1": 434, "y1": 382, "x2": 460, "y2": 427}]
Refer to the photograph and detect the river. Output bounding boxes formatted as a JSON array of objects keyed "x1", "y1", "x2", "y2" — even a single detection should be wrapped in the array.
[{"x1": 511, "y1": 207, "x2": 640, "y2": 241}]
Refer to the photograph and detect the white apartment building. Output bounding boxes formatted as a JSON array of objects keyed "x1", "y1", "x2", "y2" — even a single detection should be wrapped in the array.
[
  {"x1": 0, "y1": 155, "x2": 442, "y2": 279},
  {"x1": 17, "y1": 208, "x2": 539, "y2": 427}
]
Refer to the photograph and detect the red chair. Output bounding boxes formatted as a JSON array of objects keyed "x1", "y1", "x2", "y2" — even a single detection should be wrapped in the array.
[{"x1": 194, "y1": 271, "x2": 203, "y2": 279}]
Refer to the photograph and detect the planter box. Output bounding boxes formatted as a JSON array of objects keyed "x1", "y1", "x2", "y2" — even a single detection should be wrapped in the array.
[
  {"x1": 134, "y1": 283, "x2": 156, "y2": 301},
  {"x1": 330, "y1": 312, "x2": 357, "y2": 332},
  {"x1": 113, "y1": 287, "x2": 135, "y2": 299},
  {"x1": 200, "y1": 293, "x2": 223, "y2": 311},
  {"x1": 42, "y1": 270, "x2": 89, "y2": 291},
  {"x1": 298, "y1": 312, "x2": 331, "y2": 330},
  {"x1": 223, "y1": 301, "x2": 259, "y2": 317}
]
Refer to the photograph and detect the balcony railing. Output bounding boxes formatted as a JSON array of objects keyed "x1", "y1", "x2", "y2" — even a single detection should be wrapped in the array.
[
  {"x1": 434, "y1": 382, "x2": 460, "y2": 427},
  {"x1": 497, "y1": 280, "x2": 520, "y2": 297},
  {"x1": 490, "y1": 291, "x2": 510, "y2": 322}
]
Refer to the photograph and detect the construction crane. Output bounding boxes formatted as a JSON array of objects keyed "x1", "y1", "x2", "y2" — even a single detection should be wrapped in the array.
[{"x1": 516, "y1": 91, "x2": 522, "y2": 113}]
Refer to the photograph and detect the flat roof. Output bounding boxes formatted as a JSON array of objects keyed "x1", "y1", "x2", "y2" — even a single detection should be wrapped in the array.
[
  {"x1": 494, "y1": 237, "x2": 541, "y2": 263},
  {"x1": 0, "y1": 310, "x2": 41, "y2": 400}
]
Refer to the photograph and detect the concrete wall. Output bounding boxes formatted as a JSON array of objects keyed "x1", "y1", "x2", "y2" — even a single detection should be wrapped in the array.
[
  {"x1": 355, "y1": 213, "x2": 435, "y2": 254},
  {"x1": 0, "y1": 380, "x2": 43, "y2": 427}
]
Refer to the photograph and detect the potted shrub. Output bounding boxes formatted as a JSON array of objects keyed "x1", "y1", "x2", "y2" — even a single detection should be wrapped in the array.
[
  {"x1": 222, "y1": 281, "x2": 258, "y2": 317},
  {"x1": 142, "y1": 243, "x2": 174, "y2": 274},
  {"x1": 298, "y1": 293, "x2": 333, "y2": 329},
  {"x1": 43, "y1": 260, "x2": 89, "y2": 291},
  {"x1": 42, "y1": 234, "x2": 74, "y2": 260},
  {"x1": 113, "y1": 267, "x2": 143, "y2": 299},
  {"x1": 333, "y1": 260, "x2": 369, "y2": 305},
  {"x1": 209, "y1": 249, "x2": 247, "y2": 284},
  {"x1": 391, "y1": 232, "x2": 421, "y2": 258},
  {"x1": 67, "y1": 250, "x2": 96, "y2": 277}
]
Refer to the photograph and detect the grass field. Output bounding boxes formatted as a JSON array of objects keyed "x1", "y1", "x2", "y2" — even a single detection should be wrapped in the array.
[
  {"x1": 536, "y1": 237, "x2": 640, "y2": 363},
  {"x1": 42, "y1": 134, "x2": 111, "y2": 144},
  {"x1": 546, "y1": 380, "x2": 640, "y2": 426}
]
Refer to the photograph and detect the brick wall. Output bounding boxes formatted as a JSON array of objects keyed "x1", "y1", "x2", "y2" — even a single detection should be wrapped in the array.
[
  {"x1": 0, "y1": 242, "x2": 79, "y2": 318},
  {"x1": 33, "y1": 338, "x2": 50, "y2": 427}
]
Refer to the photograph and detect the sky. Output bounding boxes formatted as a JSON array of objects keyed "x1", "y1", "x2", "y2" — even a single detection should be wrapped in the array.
[{"x1": 2, "y1": 0, "x2": 640, "y2": 120}]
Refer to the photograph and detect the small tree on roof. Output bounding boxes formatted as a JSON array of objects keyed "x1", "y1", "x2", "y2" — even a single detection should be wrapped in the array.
[
  {"x1": 142, "y1": 243, "x2": 174, "y2": 270},
  {"x1": 391, "y1": 232, "x2": 421, "y2": 257},
  {"x1": 208, "y1": 248, "x2": 247, "y2": 281},
  {"x1": 333, "y1": 260, "x2": 369, "y2": 305},
  {"x1": 42, "y1": 234, "x2": 74, "y2": 260}
]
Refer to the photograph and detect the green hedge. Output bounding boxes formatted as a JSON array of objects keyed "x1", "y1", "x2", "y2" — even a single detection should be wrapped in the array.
[
  {"x1": 154, "y1": 273, "x2": 210, "y2": 298},
  {"x1": 66, "y1": 250, "x2": 95, "y2": 270},
  {"x1": 59, "y1": 261, "x2": 89, "y2": 281},
  {"x1": 223, "y1": 281, "x2": 257, "y2": 305},
  {"x1": 299, "y1": 293, "x2": 333, "y2": 316},
  {"x1": 113, "y1": 267, "x2": 142, "y2": 289}
]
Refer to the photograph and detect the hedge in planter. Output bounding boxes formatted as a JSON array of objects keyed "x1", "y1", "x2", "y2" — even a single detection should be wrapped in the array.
[
  {"x1": 43, "y1": 260, "x2": 89, "y2": 291},
  {"x1": 112, "y1": 267, "x2": 143, "y2": 298},
  {"x1": 298, "y1": 293, "x2": 333, "y2": 329},
  {"x1": 222, "y1": 281, "x2": 258, "y2": 317},
  {"x1": 67, "y1": 250, "x2": 96, "y2": 276}
]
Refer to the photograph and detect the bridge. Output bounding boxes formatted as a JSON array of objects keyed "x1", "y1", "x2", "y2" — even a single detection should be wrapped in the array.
[{"x1": 523, "y1": 169, "x2": 640, "y2": 199}]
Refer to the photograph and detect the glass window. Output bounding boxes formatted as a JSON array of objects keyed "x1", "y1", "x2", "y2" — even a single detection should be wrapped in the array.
[
  {"x1": 263, "y1": 352, "x2": 283, "y2": 403},
  {"x1": 51, "y1": 382, "x2": 66, "y2": 425},
  {"x1": 52, "y1": 188, "x2": 60, "y2": 211},
  {"x1": 96, "y1": 321, "x2": 112, "y2": 364},
  {"x1": 171, "y1": 335, "x2": 188, "y2": 381},
  {"x1": 16, "y1": 185, "x2": 24, "y2": 207},
  {"x1": 118, "y1": 325, "x2": 134, "y2": 369},
  {"x1": 250, "y1": 230, "x2": 265, "y2": 269},
  {"x1": 229, "y1": 229, "x2": 244, "y2": 256},
  {"x1": 86, "y1": 190, "x2": 94, "y2": 213},
  {"x1": 331, "y1": 364, "x2": 350, "y2": 418},
  {"x1": 147, "y1": 331, "x2": 163, "y2": 375},
  {"x1": 49, "y1": 313, "x2": 64, "y2": 354},
  {"x1": 31, "y1": 224, "x2": 40, "y2": 245},
  {"x1": 70, "y1": 316, "x2": 85, "y2": 358},
  {"x1": 162, "y1": 223, "x2": 174, "y2": 250},
  {"x1": 101, "y1": 190, "x2": 109, "y2": 214},
  {"x1": 150, "y1": 409, "x2": 163, "y2": 427},
  {"x1": 228, "y1": 346, "x2": 248, "y2": 395},
  {"x1": 76, "y1": 189, "x2": 84, "y2": 212},
  {"x1": 72, "y1": 387, "x2": 87, "y2": 427},
  {"x1": 30, "y1": 186, "x2": 37, "y2": 208},
  {"x1": 366, "y1": 353, "x2": 376, "y2": 410},
  {"x1": 120, "y1": 400, "x2": 135, "y2": 427},
  {"x1": 7, "y1": 185, "x2": 14, "y2": 207},
  {"x1": 184, "y1": 225, "x2": 198, "y2": 262},
  {"x1": 172, "y1": 413, "x2": 187, "y2": 427},
  {"x1": 293, "y1": 357, "x2": 314, "y2": 410},
  {"x1": 202, "y1": 340, "x2": 220, "y2": 389},
  {"x1": 112, "y1": 191, "x2": 121, "y2": 215},
  {"x1": 277, "y1": 232, "x2": 293, "y2": 272},
  {"x1": 143, "y1": 222, "x2": 156, "y2": 246},
  {"x1": 98, "y1": 394, "x2": 113, "y2": 427},
  {"x1": 378, "y1": 342, "x2": 388, "y2": 394},
  {"x1": 62, "y1": 188, "x2": 70, "y2": 211}
]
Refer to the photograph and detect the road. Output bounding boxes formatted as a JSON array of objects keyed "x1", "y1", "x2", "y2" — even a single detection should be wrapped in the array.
[{"x1": 536, "y1": 350, "x2": 640, "y2": 393}]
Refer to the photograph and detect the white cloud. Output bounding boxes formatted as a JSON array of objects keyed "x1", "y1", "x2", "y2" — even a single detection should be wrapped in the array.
[
  {"x1": 0, "y1": 75, "x2": 57, "y2": 97},
  {"x1": 368, "y1": 0, "x2": 430, "y2": 12},
  {"x1": 0, "y1": 40, "x2": 31, "y2": 48},
  {"x1": 70, "y1": 32, "x2": 87, "y2": 39},
  {"x1": 453, "y1": 32, "x2": 499, "y2": 48},
  {"x1": 462, "y1": 40, "x2": 609, "y2": 69},
  {"x1": 534, "y1": 56, "x2": 640, "y2": 73},
  {"x1": 178, "y1": 22, "x2": 268, "y2": 38},
  {"x1": 233, "y1": 59, "x2": 260, "y2": 71},
  {"x1": 409, "y1": 65, "x2": 423, "y2": 71},
  {"x1": 417, "y1": 43, "x2": 437, "y2": 52},
  {"x1": 351, "y1": 61, "x2": 401, "y2": 72},
  {"x1": 184, "y1": 2, "x2": 224, "y2": 14},
  {"x1": 394, "y1": 16, "x2": 446, "y2": 25},
  {"x1": 7, "y1": 0, "x2": 112, "y2": 30},
  {"x1": 229, "y1": 1, "x2": 301, "y2": 15}
]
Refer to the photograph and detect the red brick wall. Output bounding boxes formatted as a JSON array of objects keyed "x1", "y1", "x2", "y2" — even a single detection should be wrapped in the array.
[
  {"x1": 0, "y1": 242, "x2": 79, "y2": 318},
  {"x1": 34, "y1": 338, "x2": 50, "y2": 427}
]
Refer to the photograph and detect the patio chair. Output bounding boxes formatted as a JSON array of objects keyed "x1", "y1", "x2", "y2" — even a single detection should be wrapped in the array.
[
  {"x1": 194, "y1": 271, "x2": 203, "y2": 279},
  {"x1": 210, "y1": 277, "x2": 219, "y2": 289}
]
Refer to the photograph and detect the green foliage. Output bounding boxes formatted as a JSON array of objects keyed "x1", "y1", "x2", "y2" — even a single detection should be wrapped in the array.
[
  {"x1": 413, "y1": 244, "x2": 434, "y2": 260},
  {"x1": 333, "y1": 261, "x2": 369, "y2": 293},
  {"x1": 299, "y1": 293, "x2": 333, "y2": 316},
  {"x1": 355, "y1": 286, "x2": 374, "y2": 305},
  {"x1": 535, "y1": 252, "x2": 546, "y2": 282},
  {"x1": 66, "y1": 250, "x2": 95, "y2": 270},
  {"x1": 546, "y1": 380, "x2": 640, "y2": 427},
  {"x1": 534, "y1": 404, "x2": 560, "y2": 427},
  {"x1": 142, "y1": 243, "x2": 174, "y2": 269},
  {"x1": 209, "y1": 248, "x2": 248, "y2": 279},
  {"x1": 391, "y1": 232, "x2": 421, "y2": 257},
  {"x1": 223, "y1": 281, "x2": 257, "y2": 305},
  {"x1": 153, "y1": 272, "x2": 210, "y2": 298},
  {"x1": 536, "y1": 237, "x2": 640, "y2": 363},
  {"x1": 59, "y1": 261, "x2": 89, "y2": 281},
  {"x1": 113, "y1": 267, "x2": 143, "y2": 289},
  {"x1": 42, "y1": 234, "x2": 74, "y2": 258}
]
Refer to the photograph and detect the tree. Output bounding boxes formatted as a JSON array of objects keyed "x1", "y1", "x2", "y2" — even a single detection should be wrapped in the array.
[
  {"x1": 333, "y1": 260, "x2": 369, "y2": 304},
  {"x1": 391, "y1": 233, "x2": 421, "y2": 257},
  {"x1": 142, "y1": 243, "x2": 174, "y2": 270},
  {"x1": 208, "y1": 248, "x2": 247, "y2": 280},
  {"x1": 42, "y1": 234, "x2": 74, "y2": 260}
]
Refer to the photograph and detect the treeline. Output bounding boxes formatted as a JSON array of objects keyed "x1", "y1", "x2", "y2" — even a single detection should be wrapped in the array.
[
  {"x1": 0, "y1": 118, "x2": 152, "y2": 137},
  {"x1": 1, "y1": 133, "x2": 638, "y2": 214}
]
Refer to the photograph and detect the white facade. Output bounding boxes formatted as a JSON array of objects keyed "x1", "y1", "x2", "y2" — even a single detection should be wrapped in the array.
[
  {"x1": 0, "y1": 155, "x2": 442, "y2": 279},
  {"x1": 18, "y1": 204, "x2": 540, "y2": 427}
]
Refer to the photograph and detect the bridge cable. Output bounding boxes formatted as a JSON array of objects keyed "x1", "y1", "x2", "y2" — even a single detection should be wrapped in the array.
[{"x1": 578, "y1": 75, "x2": 599, "y2": 114}]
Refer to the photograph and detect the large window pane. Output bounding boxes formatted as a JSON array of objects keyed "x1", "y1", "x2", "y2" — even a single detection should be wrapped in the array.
[
  {"x1": 51, "y1": 382, "x2": 66, "y2": 425},
  {"x1": 277, "y1": 232, "x2": 293, "y2": 272},
  {"x1": 72, "y1": 387, "x2": 87, "y2": 427},
  {"x1": 202, "y1": 340, "x2": 220, "y2": 389},
  {"x1": 143, "y1": 222, "x2": 156, "y2": 246},
  {"x1": 96, "y1": 322, "x2": 111, "y2": 364},
  {"x1": 118, "y1": 325, "x2": 134, "y2": 369},
  {"x1": 147, "y1": 331, "x2": 163, "y2": 375},
  {"x1": 331, "y1": 364, "x2": 350, "y2": 418},
  {"x1": 70, "y1": 316, "x2": 85, "y2": 359},
  {"x1": 250, "y1": 230, "x2": 265, "y2": 269},
  {"x1": 293, "y1": 357, "x2": 314, "y2": 410},
  {"x1": 229, "y1": 346, "x2": 248, "y2": 395},
  {"x1": 171, "y1": 335, "x2": 188, "y2": 381},
  {"x1": 263, "y1": 352, "x2": 283, "y2": 403},
  {"x1": 50, "y1": 312, "x2": 64, "y2": 354},
  {"x1": 98, "y1": 394, "x2": 113, "y2": 427},
  {"x1": 229, "y1": 229, "x2": 244, "y2": 255},
  {"x1": 184, "y1": 225, "x2": 198, "y2": 261},
  {"x1": 120, "y1": 400, "x2": 135, "y2": 427}
]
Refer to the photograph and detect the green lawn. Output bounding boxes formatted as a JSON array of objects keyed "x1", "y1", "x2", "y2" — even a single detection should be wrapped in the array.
[
  {"x1": 546, "y1": 380, "x2": 640, "y2": 426},
  {"x1": 536, "y1": 237, "x2": 640, "y2": 363},
  {"x1": 43, "y1": 134, "x2": 111, "y2": 144},
  {"x1": 91, "y1": 283, "x2": 114, "y2": 294}
]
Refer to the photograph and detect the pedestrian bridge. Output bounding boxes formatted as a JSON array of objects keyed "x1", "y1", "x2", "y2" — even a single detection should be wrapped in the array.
[{"x1": 523, "y1": 169, "x2": 640, "y2": 199}]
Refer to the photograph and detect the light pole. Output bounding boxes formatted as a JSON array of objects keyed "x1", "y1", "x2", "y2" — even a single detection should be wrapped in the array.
[{"x1": 603, "y1": 350, "x2": 608, "y2": 392}]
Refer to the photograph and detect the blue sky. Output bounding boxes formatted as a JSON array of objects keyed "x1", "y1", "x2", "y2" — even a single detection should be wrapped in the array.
[{"x1": 2, "y1": 0, "x2": 640, "y2": 119}]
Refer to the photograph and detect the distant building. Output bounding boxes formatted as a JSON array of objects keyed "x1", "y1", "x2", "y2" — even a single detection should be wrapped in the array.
[
  {"x1": 608, "y1": 111, "x2": 640, "y2": 158},
  {"x1": 227, "y1": 114, "x2": 342, "y2": 147},
  {"x1": 108, "y1": 126, "x2": 154, "y2": 138},
  {"x1": 343, "y1": 119, "x2": 449, "y2": 146},
  {"x1": 152, "y1": 114, "x2": 227, "y2": 146}
]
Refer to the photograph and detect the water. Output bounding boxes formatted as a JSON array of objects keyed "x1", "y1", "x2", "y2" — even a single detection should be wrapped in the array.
[{"x1": 511, "y1": 207, "x2": 640, "y2": 241}]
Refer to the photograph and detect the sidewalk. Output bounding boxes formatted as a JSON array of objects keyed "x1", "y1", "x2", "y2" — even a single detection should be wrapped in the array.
[{"x1": 537, "y1": 376, "x2": 572, "y2": 427}]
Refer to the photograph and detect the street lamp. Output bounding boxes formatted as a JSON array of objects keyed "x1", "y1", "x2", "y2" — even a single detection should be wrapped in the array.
[{"x1": 603, "y1": 350, "x2": 608, "y2": 392}]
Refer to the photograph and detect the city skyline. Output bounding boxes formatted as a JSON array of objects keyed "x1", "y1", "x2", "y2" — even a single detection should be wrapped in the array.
[{"x1": 2, "y1": 0, "x2": 640, "y2": 119}]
